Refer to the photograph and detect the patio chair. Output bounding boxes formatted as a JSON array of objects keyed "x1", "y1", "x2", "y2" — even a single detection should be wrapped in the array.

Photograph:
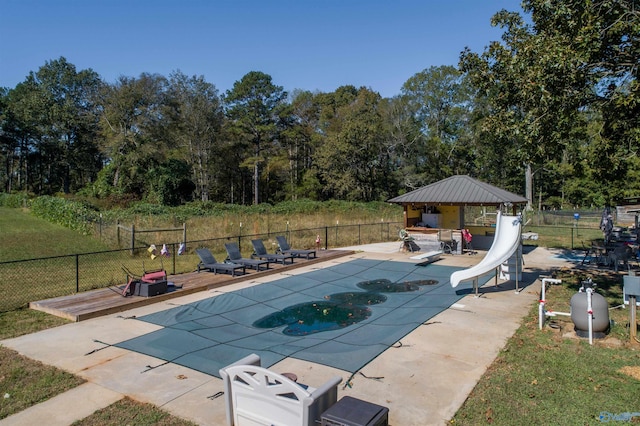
[
  {"x1": 219, "y1": 353, "x2": 342, "y2": 426},
  {"x1": 398, "y1": 229, "x2": 420, "y2": 252},
  {"x1": 438, "y1": 229, "x2": 457, "y2": 255},
  {"x1": 224, "y1": 242, "x2": 270, "y2": 271},
  {"x1": 251, "y1": 239, "x2": 295, "y2": 264},
  {"x1": 607, "y1": 244, "x2": 632, "y2": 273},
  {"x1": 195, "y1": 248, "x2": 246, "y2": 276},
  {"x1": 275, "y1": 235, "x2": 317, "y2": 259}
]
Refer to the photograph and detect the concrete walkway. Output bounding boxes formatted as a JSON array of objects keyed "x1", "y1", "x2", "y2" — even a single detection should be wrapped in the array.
[{"x1": 0, "y1": 244, "x2": 572, "y2": 426}]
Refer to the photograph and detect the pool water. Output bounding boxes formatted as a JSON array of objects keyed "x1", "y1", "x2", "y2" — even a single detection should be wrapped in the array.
[{"x1": 253, "y1": 278, "x2": 440, "y2": 336}]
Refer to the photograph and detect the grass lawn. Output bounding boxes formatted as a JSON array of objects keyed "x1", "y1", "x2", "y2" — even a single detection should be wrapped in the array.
[
  {"x1": 0, "y1": 207, "x2": 110, "y2": 262},
  {"x1": 71, "y1": 397, "x2": 197, "y2": 426},
  {"x1": 0, "y1": 344, "x2": 85, "y2": 420}
]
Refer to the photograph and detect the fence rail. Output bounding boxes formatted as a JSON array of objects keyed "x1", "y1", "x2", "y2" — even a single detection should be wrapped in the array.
[{"x1": 0, "y1": 221, "x2": 400, "y2": 312}]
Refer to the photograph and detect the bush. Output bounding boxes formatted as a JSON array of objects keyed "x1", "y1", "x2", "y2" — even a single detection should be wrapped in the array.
[
  {"x1": 0, "y1": 193, "x2": 31, "y2": 208},
  {"x1": 30, "y1": 196, "x2": 98, "y2": 235}
]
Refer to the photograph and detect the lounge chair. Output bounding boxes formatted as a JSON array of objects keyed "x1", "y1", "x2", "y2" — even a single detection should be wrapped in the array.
[
  {"x1": 251, "y1": 239, "x2": 295, "y2": 264},
  {"x1": 219, "y1": 353, "x2": 341, "y2": 426},
  {"x1": 276, "y1": 235, "x2": 317, "y2": 259},
  {"x1": 224, "y1": 242, "x2": 270, "y2": 271},
  {"x1": 195, "y1": 248, "x2": 246, "y2": 276}
]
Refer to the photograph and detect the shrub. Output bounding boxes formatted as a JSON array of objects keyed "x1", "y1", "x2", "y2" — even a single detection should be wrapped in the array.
[
  {"x1": 30, "y1": 196, "x2": 97, "y2": 235},
  {"x1": 0, "y1": 193, "x2": 31, "y2": 208}
]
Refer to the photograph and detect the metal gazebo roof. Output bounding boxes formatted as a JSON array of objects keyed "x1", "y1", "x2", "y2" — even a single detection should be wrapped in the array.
[{"x1": 387, "y1": 175, "x2": 528, "y2": 206}]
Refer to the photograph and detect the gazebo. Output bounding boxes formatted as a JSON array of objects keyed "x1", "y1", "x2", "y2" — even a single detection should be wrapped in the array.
[{"x1": 387, "y1": 175, "x2": 528, "y2": 249}]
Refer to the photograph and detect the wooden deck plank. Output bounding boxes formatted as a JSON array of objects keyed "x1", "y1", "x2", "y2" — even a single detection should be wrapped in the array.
[{"x1": 30, "y1": 250, "x2": 353, "y2": 322}]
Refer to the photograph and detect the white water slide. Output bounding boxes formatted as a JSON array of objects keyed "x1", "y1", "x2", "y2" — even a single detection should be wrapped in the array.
[{"x1": 450, "y1": 211, "x2": 522, "y2": 290}]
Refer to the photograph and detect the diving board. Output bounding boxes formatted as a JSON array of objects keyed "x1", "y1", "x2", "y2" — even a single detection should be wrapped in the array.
[{"x1": 410, "y1": 250, "x2": 442, "y2": 266}]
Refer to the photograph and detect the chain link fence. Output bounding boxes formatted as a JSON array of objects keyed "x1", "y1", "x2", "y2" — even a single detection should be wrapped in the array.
[
  {"x1": 0, "y1": 222, "x2": 401, "y2": 312},
  {"x1": 1, "y1": 215, "x2": 612, "y2": 313}
]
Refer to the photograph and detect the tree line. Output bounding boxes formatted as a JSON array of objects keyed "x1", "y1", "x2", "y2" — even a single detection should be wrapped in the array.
[{"x1": 1, "y1": 0, "x2": 638, "y2": 209}]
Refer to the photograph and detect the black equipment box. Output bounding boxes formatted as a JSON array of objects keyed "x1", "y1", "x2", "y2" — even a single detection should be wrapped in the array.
[
  {"x1": 134, "y1": 280, "x2": 167, "y2": 297},
  {"x1": 321, "y1": 396, "x2": 389, "y2": 426}
]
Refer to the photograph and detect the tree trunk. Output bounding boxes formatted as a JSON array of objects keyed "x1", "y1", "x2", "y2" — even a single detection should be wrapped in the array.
[
  {"x1": 525, "y1": 163, "x2": 534, "y2": 210},
  {"x1": 253, "y1": 162, "x2": 259, "y2": 205}
]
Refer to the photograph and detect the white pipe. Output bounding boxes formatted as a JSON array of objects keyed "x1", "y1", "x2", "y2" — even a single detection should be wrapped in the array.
[
  {"x1": 587, "y1": 287, "x2": 594, "y2": 345},
  {"x1": 538, "y1": 302, "x2": 544, "y2": 330},
  {"x1": 545, "y1": 311, "x2": 571, "y2": 317},
  {"x1": 539, "y1": 278, "x2": 563, "y2": 329}
]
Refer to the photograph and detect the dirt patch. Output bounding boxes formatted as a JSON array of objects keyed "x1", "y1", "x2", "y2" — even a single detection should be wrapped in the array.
[{"x1": 619, "y1": 365, "x2": 640, "y2": 381}]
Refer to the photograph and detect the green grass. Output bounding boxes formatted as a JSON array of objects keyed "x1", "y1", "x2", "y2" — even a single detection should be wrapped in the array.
[
  {"x1": 0, "y1": 345, "x2": 85, "y2": 420},
  {"x1": 0, "y1": 207, "x2": 110, "y2": 262},
  {"x1": 522, "y1": 225, "x2": 604, "y2": 249},
  {"x1": 0, "y1": 309, "x2": 76, "y2": 420},
  {"x1": 0, "y1": 308, "x2": 71, "y2": 340},
  {"x1": 71, "y1": 397, "x2": 197, "y2": 426}
]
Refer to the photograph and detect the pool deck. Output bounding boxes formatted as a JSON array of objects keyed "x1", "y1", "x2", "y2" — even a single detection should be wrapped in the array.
[{"x1": 0, "y1": 243, "x2": 573, "y2": 426}]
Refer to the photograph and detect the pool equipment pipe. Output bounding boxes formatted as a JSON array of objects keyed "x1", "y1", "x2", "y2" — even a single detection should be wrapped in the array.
[{"x1": 538, "y1": 278, "x2": 566, "y2": 330}]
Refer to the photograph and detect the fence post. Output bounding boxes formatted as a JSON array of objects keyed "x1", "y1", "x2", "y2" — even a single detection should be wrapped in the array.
[
  {"x1": 571, "y1": 227, "x2": 574, "y2": 250},
  {"x1": 131, "y1": 224, "x2": 135, "y2": 256},
  {"x1": 117, "y1": 220, "x2": 120, "y2": 247},
  {"x1": 183, "y1": 223, "x2": 187, "y2": 247},
  {"x1": 76, "y1": 254, "x2": 80, "y2": 293},
  {"x1": 171, "y1": 243, "x2": 176, "y2": 275},
  {"x1": 358, "y1": 224, "x2": 361, "y2": 245},
  {"x1": 325, "y1": 226, "x2": 329, "y2": 250}
]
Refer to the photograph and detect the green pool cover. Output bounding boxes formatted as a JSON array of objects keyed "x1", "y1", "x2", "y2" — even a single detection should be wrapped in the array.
[{"x1": 115, "y1": 258, "x2": 488, "y2": 378}]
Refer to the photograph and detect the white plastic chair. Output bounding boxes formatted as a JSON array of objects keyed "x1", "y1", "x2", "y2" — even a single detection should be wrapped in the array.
[{"x1": 219, "y1": 354, "x2": 342, "y2": 426}]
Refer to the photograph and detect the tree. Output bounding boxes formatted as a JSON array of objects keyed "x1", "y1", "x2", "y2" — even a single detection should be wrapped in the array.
[
  {"x1": 35, "y1": 58, "x2": 103, "y2": 193},
  {"x1": 400, "y1": 66, "x2": 476, "y2": 185},
  {"x1": 280, "y1": 89, "x2": 323, "y2": 200},
  {"x1": 460, "y1": 7, "x2": 590, "y2": 207},
  {"x1": 2, "y1": 58, "x2": 103, "y2": 195},
  {"x1": 378, "y1": 94, "x2": 426, "y2": 192},
  {"x1": 0, "y1": 84, "x2": 38, "y2": 193},
  {"x1": 224, "y1": 71, "x2": 288, "y2": 205},
  {"x1": 165, "y1": 71, "x2": 224, "y2": 202},
  {"x1": 315, "y1": 87, "x2": 391, "y2": 201},
  {"x1": 97, "y1": 73, "x2": 168, "y2": 198},
  {"x1": 460, "y1": 0, "x2": 639, "y2": 207}
]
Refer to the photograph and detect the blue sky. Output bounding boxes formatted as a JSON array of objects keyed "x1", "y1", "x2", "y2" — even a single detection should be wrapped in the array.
[{"x1": 0, "y1": 0, "x2": 524, "y2": 98}]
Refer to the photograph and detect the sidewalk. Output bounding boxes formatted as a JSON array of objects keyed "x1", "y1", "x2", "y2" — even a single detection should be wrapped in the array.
[{"x1": 0, "y1": 244, "x2": 572, "y2": 426}]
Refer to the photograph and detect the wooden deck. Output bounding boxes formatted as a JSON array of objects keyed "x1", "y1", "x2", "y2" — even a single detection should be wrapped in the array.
[{"x1": 30, "y1": 249, "x2": 354, "y2": 322}]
